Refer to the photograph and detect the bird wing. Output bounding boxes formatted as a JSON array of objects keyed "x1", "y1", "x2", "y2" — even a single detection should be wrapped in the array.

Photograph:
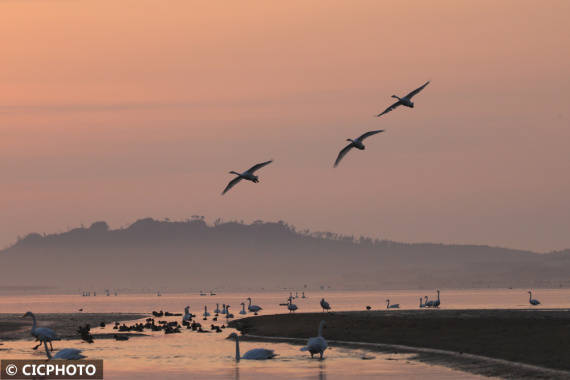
[
  {"x1": 246, "y1": 160, "x2": 273, "y2": 174},
  {"x1": 358, "y1": 129, "x2": 384, "y2": 141},
  {"x1": 404, "y1": 80, "x2": 430, "y2": 99},
  {"x1": 334, "y1": 144, "x2": 354, "y2": 167},
  {"x1": 221, "y1": 176, "x2": 242, "y2": 195},
  {"x1": 376, "y1": 100, "x2": 401, "y2": 117}
]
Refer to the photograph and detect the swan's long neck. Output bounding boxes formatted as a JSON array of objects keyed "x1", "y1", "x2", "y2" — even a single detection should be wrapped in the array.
[
  {"x1": 318, "y1": 322, "x2": 324, "y2": 337},
  {"x1": 235, "y1": 336, "x2": 240, "y2": 361},
  {"x1": 242, "y1": 304, "x2": 245, "y2": 312},
  {"x1": 437, "y1": 291, "x2": 440, "y2": 301},
  {"x1": 230, "y1": 171, "x2": 241, "y2": 176},
  {"x1": 419, "y1": 297, "x2": 423, "y2": 307},
  {"x1": 43, "y1": 341, "x2": 52, "y2": 360},
  {"x1": 30, "y1": 313, "x2": 37, "y2": 333},
  {"x1": 392, "y1": 95, "x2": 401, "y2": 100},
  {"x1": 248, "y1": 298, "x2": 252, "y2": 307},
  {"x1": 529, "y1": 292, "x2": 532, "y2": 301},
  {"x1": 386, "y1": 300, "x2": 390, "y2": 308}
]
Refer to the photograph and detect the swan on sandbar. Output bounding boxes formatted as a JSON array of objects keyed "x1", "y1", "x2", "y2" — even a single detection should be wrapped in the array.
[
  {"x1": 386, "y1": 299, "x2": 400, "y2": 309},
  {"x1": 239, "y1": 303, "x2": 247, "y2": 315},
  {"x1": 320, "y1": 298, "x2": 331, "y2": 312},
  {"x1": 528, "y1": 290, "x2": 541, "y2": 306}
]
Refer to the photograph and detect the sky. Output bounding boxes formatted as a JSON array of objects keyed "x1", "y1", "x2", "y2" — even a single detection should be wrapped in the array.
[{"x1": 0, "y1": 0, "x2": 569, "y2": 252}]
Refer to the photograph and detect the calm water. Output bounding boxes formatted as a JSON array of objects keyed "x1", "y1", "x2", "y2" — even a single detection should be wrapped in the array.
[{"x1": 2, "y1": 288, "x2": 569, "y2": 379}]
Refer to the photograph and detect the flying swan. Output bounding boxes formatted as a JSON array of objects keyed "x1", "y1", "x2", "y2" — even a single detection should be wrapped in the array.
[
  {"x1": 376, "y1": 81, "x2": 430, "y2": 117},
  {"x1": 222, "y1": 160, "x2": 273, "y2": 195},
  {"x1": 334, "y1": 130, "x2": 384, "y2": 167}
]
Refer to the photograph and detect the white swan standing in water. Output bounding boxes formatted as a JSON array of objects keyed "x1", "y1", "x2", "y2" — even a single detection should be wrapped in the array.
[
  {"x1": 228, "y1": 332, "x2": 277, "y2": 361},
  {"x1": 287, "y1": 297, "x2": 298, "y2": 313},
  {"x1": 334, "y1": 130, "x2": 384, "y2": 167},
  {"x1": 239, "y1": 303, "x2": 247, "y2": 315},
  {"x1": 376, "y1": 81, "x2": 430, "y2": 117},
  {"x1": 222, "y1": 160, "x2": 273, "y2": 195},
  {"x1": 300, "y1": 320, "x2": 327, "y2": 359},
  {"x1": 183, "y1": 306, "x2": 192, "y2": 322},
  {"x1": 528, "y1": 291, "x2": 541, "y2": 306},
  {"x1": 424, "y1": 295, "x2": 435, "y2": 308},
  {"x1": 44, "y1": 341, "x2": 85, "y2": 360},
  {"x1": 23, "y1": 311, "x2": 59, "y2": 351},
  {"x1": 320, "y1": 298, "x2": 331, "y2": 312},
  {"x1": 386, "y1": 299, "x2": 400, "y2": 309},
  {"x1": 247, "y1": 297, "x2": 262, "y2": 315}
]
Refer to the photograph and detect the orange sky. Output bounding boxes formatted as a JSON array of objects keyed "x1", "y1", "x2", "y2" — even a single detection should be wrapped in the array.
[{"x1": 1, "y1": 0, "x2": 569, "y2": 251}]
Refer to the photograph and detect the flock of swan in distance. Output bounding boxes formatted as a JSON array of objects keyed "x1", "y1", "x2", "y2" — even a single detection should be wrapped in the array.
[
  {"x1": 222, "y1": 81, "x2": 430, "y2": 194},
  {"x1": 17, "y1": 289, "x2": 543, "y2": 362}
]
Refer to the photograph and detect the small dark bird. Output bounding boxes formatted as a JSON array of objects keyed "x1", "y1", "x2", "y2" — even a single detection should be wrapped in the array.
[{"x1": 366, "y1": 306, "x2": 371, "y2": 311}]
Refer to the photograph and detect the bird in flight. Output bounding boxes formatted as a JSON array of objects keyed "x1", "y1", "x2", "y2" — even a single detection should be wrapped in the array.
[
  {"x1": 376, "y1": 81, "x2": 430, "y2": 117},
  {"x1": 334, "y1": 130, "x2": 384, "y2": 167},
  {"x1": 222, "y1": 160, "x2": 273, "y2": 195}
]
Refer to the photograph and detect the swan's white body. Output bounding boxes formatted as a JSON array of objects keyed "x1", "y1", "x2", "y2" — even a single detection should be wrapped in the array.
[
  {"x1": 247, "y1": 298, "x2": 262, "y2": 314},
  {"x1": 300, "y1": 320, "x2": 327, "y2": 359},
  {"x1": 320, "y1": 298, "x2": 331, "y2": 312},
  {"x1": 44, "y1": 342, "x2": 85, "y2": 360},
  {"x1": 386, "y1": 299, "x2": 400, "y2": 309},
  {"x1": 239, "y1": 303, "x2": 247, "y2": 315},
  {"x1": 228, "y1": 332, "x2": 277, "y2": 361},
  {"x1": 24, "y1": 311, "x2": 59, "y2": 350},
  {"x1": 528, "y1": 291, "x2": 540, "y2": 306}
]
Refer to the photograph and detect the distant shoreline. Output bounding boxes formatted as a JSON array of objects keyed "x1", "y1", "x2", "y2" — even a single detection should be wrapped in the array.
[
  {"x1": 229, "y1": 309, "x2": 570, "y2": 379},
  {"x1": 0, "y1": 313, "x2": 147, "y2": 341}
]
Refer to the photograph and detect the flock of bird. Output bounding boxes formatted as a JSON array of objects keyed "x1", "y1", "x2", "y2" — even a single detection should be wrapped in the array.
[
  {"x1": 221, "y1": 81, "x2": 431, "y2": 194},
  {"x1": 20, "y1": 288, "x2": 542, "y2": 362}
]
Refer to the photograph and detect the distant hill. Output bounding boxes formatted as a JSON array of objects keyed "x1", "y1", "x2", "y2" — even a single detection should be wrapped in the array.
[{"x1": 1, "y1": 218, "x2": 569, "y2": 292}]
